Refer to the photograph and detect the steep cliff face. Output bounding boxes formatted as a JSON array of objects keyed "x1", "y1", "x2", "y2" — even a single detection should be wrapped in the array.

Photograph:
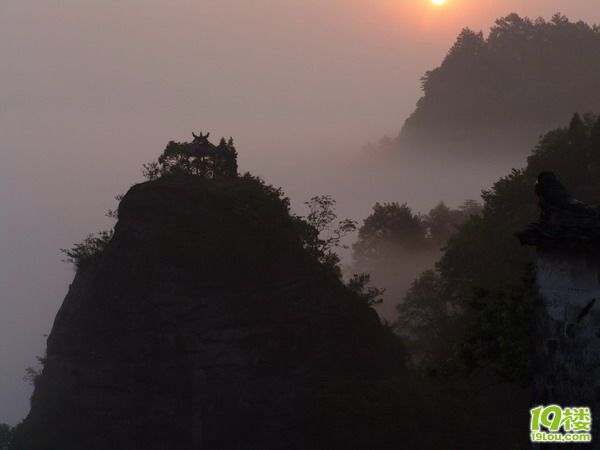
[{"x1": 17, "y1": 175, "x2": 404, "y2": 450}]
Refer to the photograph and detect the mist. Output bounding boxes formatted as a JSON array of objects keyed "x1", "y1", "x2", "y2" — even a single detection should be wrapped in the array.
[{"x1": 3, "y1": 0, "x2": 600, "y2": 426}]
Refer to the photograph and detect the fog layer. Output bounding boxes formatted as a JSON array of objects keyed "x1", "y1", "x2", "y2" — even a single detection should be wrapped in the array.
[{"x1": 2, "y1": 0, "x2": 600, "y2": 425}]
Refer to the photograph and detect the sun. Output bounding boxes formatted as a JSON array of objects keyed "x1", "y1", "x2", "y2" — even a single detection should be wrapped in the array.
[{"x1": 431, "y1": 0, "x2": 447, "y2": 5}]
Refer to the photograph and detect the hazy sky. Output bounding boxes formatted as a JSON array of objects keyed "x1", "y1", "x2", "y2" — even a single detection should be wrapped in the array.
[{"x1": 2, "y1": 0, "x2": 600, "y2": 425}]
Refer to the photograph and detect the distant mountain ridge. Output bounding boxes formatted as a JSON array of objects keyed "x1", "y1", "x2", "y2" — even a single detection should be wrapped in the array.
[{"x1": 385, "y1": 13, "x2": 600, "y2": 158}]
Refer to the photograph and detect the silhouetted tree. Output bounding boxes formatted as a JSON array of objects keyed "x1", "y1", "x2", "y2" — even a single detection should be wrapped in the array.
[
  {"x1": 425, "y1": 200, "x2": 481, "y2": 248},
  {"x1": 61, "y1": 230, "x2": 113, "y2": 269},
  {"x1": 353, "y1": 203, "x2": 427, "y2": 271},
  {"x1": 395, "y1": 270, "x2": 459, "y2": 365},
  {"x1": 301, "y1": 195, "x2": 357, "y2": 274},
  {"x1": 143, "y1": 134, "x2": 238, "y2": 180},
  {"x1": 353, "y1": 200, "x2": 480, "y2": 271},
  {"x1": 347, "y1": 273, "x2": 385, "y2": 307}
]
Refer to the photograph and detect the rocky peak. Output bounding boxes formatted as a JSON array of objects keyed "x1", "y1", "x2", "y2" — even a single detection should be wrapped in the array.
[{"x1": 16, "y1": 174, "x2": 404, "y2": 450}]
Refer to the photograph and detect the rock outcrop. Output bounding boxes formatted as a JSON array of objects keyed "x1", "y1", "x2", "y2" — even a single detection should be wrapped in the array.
[{"x1": 16, "y1": 175, "x2": 404, "y2": 450}]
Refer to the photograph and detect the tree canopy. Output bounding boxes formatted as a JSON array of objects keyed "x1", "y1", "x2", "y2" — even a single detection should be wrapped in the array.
[
  {"x1": 353, "y1": 203, "x2": 427, "y2": 270},
  {"x1": 353, "y1": 200, "x2": 480, "y2": 272},
  {"x1": 143, "y1": 136, "x2": 238, "y2": 180}
]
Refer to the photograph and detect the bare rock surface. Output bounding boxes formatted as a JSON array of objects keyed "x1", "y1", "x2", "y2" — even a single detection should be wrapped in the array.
[{"x1": 17, "y1": 175, "x2": 404, "y2": 450}]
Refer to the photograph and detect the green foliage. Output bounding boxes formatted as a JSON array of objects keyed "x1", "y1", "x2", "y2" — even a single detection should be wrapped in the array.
[
  {"x1": 23, "y1": 356, "x2": 46, "y2": 387},
  {"x1": 455, "y1": 267, "x2": 536, "y2": 385},
  {"x1": 347, "y1": 273, "x2": 385, "y2": 307},
  {"x1": 401, "y1": 113, "x2": 600, "y2": 382},
  {"x1": 242, "y1": 172, "x2": 290, "y2": 206},
  {"x1": 352, "y1": 200, "x2": 480, "y2": 332},
  {"x1": 301, "y1": 195, "x2": 357, "y2": 274},
  {"x1": 105, "y1": 194, "x2": 124, "y2": 219},
  {"x1": 426, "y1": 200, "x2": 482, "y2": 248},
  {"x1": 143, "y1": 137, "x2": 238, "y2": 180},
  {"x1": 353, "y1": 201, "x2": 480, "y2": 272},
  {"x1": 395, "y1": 270, "x2": 461, "y2": 366},
  {"x1": 60, "y1": 230, "x2": 113, "y2": 269},
  {"x1": 62, "y1": 193, "x2": 123, "y2": 269},
  {"x1": 298, "y1": 196, "x2": 394, "y2": 307},
  {"x1": 353, "y1": 202, "x2": 427, "y2": 270}
]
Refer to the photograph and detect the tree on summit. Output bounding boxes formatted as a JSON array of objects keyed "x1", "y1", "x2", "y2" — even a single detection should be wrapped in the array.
[{"x1": 143, "y1": 132, "x2": 238, "y2": 180}]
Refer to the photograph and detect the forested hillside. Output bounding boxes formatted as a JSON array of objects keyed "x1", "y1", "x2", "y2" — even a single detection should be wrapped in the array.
[
  {"x1": 396, "y1": 113, "x2": 600, "y2": 378},
  {"x1": 386, "y1": 14, "x2": 600, "y2": 159}
]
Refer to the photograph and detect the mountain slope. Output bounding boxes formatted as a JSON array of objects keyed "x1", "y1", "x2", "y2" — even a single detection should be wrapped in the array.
[
  {"x1": 392, "y1": 13, "x2": 600, "y2": 158},
  {"x1": 15, "y1": 175, "x2": 404, "y2": 450}
]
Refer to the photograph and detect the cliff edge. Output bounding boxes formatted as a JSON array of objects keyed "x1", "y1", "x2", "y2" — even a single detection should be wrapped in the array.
[{"x1": 16, "y1": 175, "x2": 404, "y2": 450}]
